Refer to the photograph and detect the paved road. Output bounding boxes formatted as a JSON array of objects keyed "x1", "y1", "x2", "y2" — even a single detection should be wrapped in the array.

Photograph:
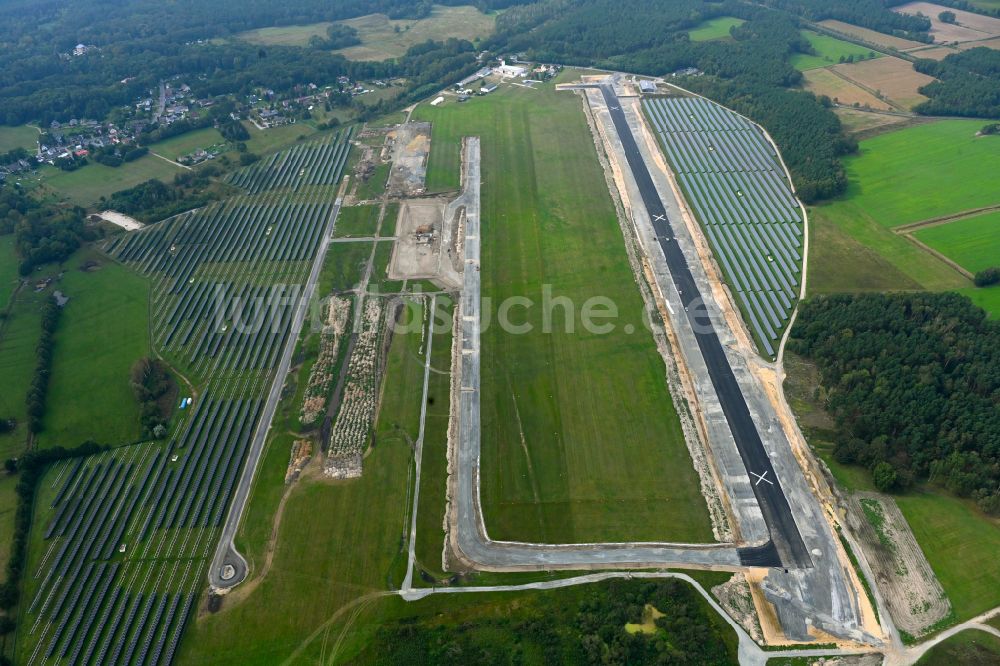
[
  {"x1": 209, "y1": 199, "x2": 343, "y2": 590},
  {"x1": 594, "y1": 84, "x2": 809, "y2": 568}
]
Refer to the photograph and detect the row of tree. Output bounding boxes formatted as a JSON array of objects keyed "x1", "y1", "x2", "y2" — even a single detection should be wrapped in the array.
[
  {"x1": 26, "y1": 295, "x2": 62, "y2": 434},
  {"x1": 789, "y1": 292, "x2": 1000, "y2": 514}
]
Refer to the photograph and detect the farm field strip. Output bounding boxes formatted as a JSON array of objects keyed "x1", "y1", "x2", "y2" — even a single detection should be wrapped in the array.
[
  {"x1": 19, "y1": 134, "x2": 351, "y2": 665},
  {"x1": 644, "y1": 96, "x2": 804, "y2": 357}
]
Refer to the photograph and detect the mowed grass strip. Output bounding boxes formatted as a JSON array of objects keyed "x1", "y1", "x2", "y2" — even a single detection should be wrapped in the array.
[
  {"x1": 790, "y1": 30, "x2": 880, "y2": 71},
  {"x1": 913, "y1": 210, "x2": 1000, "y2": 274},
  {"x1": 688, "y1": 16, "x2": 744, "y2": 41},
  {"x1": 415, "y1": 78, "x2": 713, "y2": 543}
]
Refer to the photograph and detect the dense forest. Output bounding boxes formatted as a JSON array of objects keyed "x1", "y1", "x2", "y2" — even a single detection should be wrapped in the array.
[
  {"x1": 789, "y1": 293, "x2": 1000, "y2": 514},
  {"x1": 0, "y1": 0, "x2": 517, "y2": 125},
  {"x1": 493, "y1": 2, "x2": 854, "y2": 201},
  {"x1": 0, "y1": 185, "x2": 95, "y2": 274},
  {"x1": 353, "y1": 579, "x2": 736, "y2": 665},
  {"x1": 914, "y1": 48, "x2": 1000, "y2": 118}
]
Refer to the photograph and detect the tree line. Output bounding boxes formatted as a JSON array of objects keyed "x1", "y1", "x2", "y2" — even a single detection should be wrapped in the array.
[
  {"x1": 129, "y1": 357, "x2": 175, "y2": 439},
  {"x1": 759, "y1": 0, "x2": 932, "y2": 41},
  {"x1": 789, "y1": 292, "x2": 1000, "y2": 514},
  {"x1": 25, "y1": 295, "x2": 62, "y2": 434}
]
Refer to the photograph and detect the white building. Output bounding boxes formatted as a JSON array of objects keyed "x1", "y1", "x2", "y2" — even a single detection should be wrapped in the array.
[{"x1": 495, "y1": 60, "x2": 527, "y2": 78}]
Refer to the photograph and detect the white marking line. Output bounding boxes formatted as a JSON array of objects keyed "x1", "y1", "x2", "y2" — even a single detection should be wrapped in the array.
[
  {"x1": 653, "y1": 214, "x2": 666, "y2": 222},
  {"x1": 751, "y1": 470, "x2": 773, "y2": 486}
]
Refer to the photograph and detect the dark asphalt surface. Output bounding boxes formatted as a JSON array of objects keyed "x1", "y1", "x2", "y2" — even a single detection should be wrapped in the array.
[{"x1": 597, "y1": 85, "x2": 809, "y2": 568}]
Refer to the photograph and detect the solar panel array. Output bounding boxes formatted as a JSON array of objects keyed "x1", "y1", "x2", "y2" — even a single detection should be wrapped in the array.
[
  {"x1": 21, "y1": 136, "x2": 351, "y2": 664},
  {"x1": 644, "y1": 96, "x2": 804, "y2": 357}
]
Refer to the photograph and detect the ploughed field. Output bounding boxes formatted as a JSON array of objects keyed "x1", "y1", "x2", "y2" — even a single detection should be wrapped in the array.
[
  {"x1": 17, "y1": 131, "x2": 353, "y2": 664},
  {"x1": 644, "y1": 96, "x2": 804, "y2": 357}
]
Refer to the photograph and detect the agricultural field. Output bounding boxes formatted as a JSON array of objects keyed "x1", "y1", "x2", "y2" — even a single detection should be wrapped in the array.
[
  {"x1": 0, "y1": 124, "x2": 38, "y2": 152},
  {"x1": 894, "y1": 2, "x2": 1000, "y2": 44},
  {"x1": 39, "y1": 154, "x2": 183, "y2": 207},
  {"x1": 806, "y1": 121, "x2": 1000, "y2": 294},
  {"x1": 917, "y1": 630, "x2": 1000, "y2": 665},
  {"x1": 803, "y1": 68, "x2": 892, "y2": 111},
  {"x1": 831, "y1": 56, "x2": 934, "y2": 111},
  {"x1": 839, "y1": 120, "x2": 1000, "y2": 228},
  {"x1": 790, "y1": 30, "x2": 881, "y2": 71},
  {"x1": 333, "y1": 5, "x2": 495, "y2": 61},
  {"x1": 148, "y1": 127, "x2": 226, "y2": 162},
  {"x1": 687, "y1": 16, "x2": 744, "y2": 41},
  {"x1": 645, "y1": 96, "x2": 804, "y2": 357},
  {"x1": 416, "y1": 75, "x2": 713, "y2": 544},
  {"x1": 913, "y1": 210, "x2": 1000, "y2": 274},
  {"x1": 818, "y1": 19, "x2": 927, "y2": 52},
  {"x1": 834, "y1": 108, "x2": 913, "y2": 136},
  {"x1": 16, "y1": 128, "x2": 353, "y2": 664},
  {"x1": 37, "y1": 251, "x2": 150, "y2": 449}
]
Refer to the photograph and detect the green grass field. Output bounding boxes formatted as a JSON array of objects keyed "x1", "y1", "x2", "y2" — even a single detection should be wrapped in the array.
[
  {"x1": 688, "y1": 16, "x2": 745, "y2": 41},
  {"x1": 333, "y1": 204, "x2": 381, "y2": 238},
  {"x1": 805, "y1": 121, "x2": 1000, "y2": 294},
  {"x1": 841, "y1": 122, "x2": 1000, "y2": 228},
  {"x1": 40, "y1": 153, "x2": 183, "y2": 207},
  {"x1": 149, "y1": 127, "x2": 226, "y2": 161},
  {"x1": 790, "y1": 30, "x2": 881, "y2": 71},
  {"x1": 354, "y1": 162, "x2": 389, "y2": 200},
  {"x1": 244, "y1": 121, "x2": 317, "y2": 157},
  {"x1": 0, "y1": 125, "x2": 38, "y2": 152},
  {"x1": 917, "y1": 629, "x2": 1000, "y2": 665},
  {"x1": 959, "y1": 285, "x2": 1000, "y2": 318},
  {"x1": 415, "y1": 74, "x2": 713, "y2": 543},
  {"x1": 37, "y1": 250, "x2": 150, "y2": 447},
  {"x1": 333, "y1": 5, "x2": 495, "y2": 61},
  {"x1": 236, "y1": 22, "x2": 334, "y2": 47},
  {"x1": 0, "y1": 235, "x2": 18, "y2": 310},
  {"x1": 914, "y1": 210, "x2": 1000, "y2": 275},
  {"x1": 0, "y1": 279, "x2": 46, "y2": 457},
  {"x1": 320, "y1": 241, "x2": 373, "y2": 293}
]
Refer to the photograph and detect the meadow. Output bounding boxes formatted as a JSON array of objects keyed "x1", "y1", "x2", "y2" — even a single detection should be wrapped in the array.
[
  {"x1": 914, "y1": 210, "x2": 1000, "y2": 274},
  {"x1": 790, "y1": 30, "x2": 881, "y2": 71},
  {"x1": 40, "y1": 153, "x2": 182, "y2": 207},
  {"x1": 840, "y1": 121, "x2": 1000, "y2": 228},
  {"x1": 916, "y1": 630, "x2": 1000, "y2": 665},
  {"x1": 415, "y1": 76, "x2": 713, "y2": 543},
  {"x1": 148, "y1": 127, "x2": 225, "y2": 162},
  {"x1": 37, "y1": 250, "x2": 150, "y2": 448},
  {"x1": 0, "y1": 234, "x2": 17, "y2": 310},
  {"x1": 0, "y1": 124, "x2": 38, "y2": 152},
  {"x1": 806, "y1": 120, "x2": 1000, "y2": 294},
  {"x1": 333, "y1": 204, "x2": 381, "y2": 238},
  {"x1": 687, "y1": 16, "x2": 744, "y2": 41},
  {"x1": 333, "y1": 5, "x2": 495, "y2": 61},
  {"x1": 959, "y1": 285, "x2": 1000, "y2": 318}
]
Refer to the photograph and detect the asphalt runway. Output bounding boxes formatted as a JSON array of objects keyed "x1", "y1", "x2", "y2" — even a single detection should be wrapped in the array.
[{"x1": 597, "y1": 85, "x2": 809, "y2": 568}]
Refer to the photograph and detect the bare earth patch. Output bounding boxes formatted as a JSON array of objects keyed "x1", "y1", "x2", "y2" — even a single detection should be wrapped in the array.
[
  {"x1": 845, "y1": 493, "x2": 951, "y2": 637},
  {"x1": 832, "y1": 57, "x2": 935, "y2": 110}
]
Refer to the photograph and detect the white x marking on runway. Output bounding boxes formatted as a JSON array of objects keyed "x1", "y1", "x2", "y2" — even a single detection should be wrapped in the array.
[
  {"x1": 610, "y1": 106, "x2": 619, "y2": 110},
  {"x1": 751, "y1": 470, "x2": 773, "y2": 486},
  {"x1": 653, "y1": 214, "x2": 666, "y2": 221}
]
